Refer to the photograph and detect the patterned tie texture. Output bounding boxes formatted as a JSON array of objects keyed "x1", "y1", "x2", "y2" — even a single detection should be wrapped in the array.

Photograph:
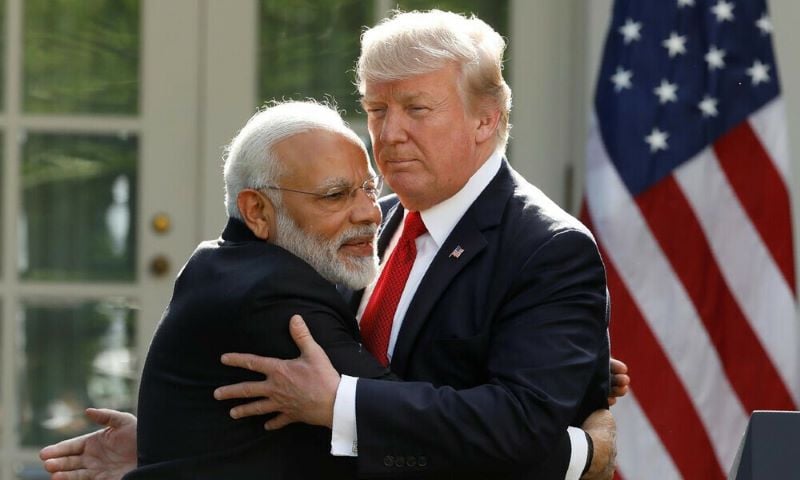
[{"x1": 360, "y1": 211, "x2": 427, "y2": 366}]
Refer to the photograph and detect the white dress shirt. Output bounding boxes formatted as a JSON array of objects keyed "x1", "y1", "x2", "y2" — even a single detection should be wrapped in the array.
[{"x1": 330, "y1": 150, "x2": 588, "y2": 479}]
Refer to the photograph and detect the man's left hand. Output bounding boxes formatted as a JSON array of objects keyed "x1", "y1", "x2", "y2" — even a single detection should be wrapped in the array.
[
  {"x1": 608, "y1": 358, "x2": 630, "y2": 406},
  {"x1": 214, "y1": 314, "x2": 341, "y2": 430}
]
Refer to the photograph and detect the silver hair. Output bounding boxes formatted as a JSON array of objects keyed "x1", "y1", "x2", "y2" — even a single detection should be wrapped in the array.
[
  {"x1": 356, "y1": 9, "x2": 512, "y2": 148},
  {"x1": 222, "y1": 100, "x2": 368, "y2": 219}
]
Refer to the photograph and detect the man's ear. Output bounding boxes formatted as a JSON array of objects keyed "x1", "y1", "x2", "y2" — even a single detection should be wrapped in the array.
[
  {"x1": 474, "y1": 106, "x2": 501, "y2": 145},
  {"x1": 236, "y1": 189, "x2": 276, "y2": 240}
]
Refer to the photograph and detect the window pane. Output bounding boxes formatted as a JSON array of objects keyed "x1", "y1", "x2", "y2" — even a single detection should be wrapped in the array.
[
  {"x1": 19, "y1": 133, "x2": 138, "y2": 282},
  {"x1": 258, "y1": 0, "x2": 373, "y2": 116},
  {"x1": 23, "y1": 0, "x2": 140, "y2": 114},
  {"x1": 17, "y1": 299, "x2": 137, "y2": 447}
]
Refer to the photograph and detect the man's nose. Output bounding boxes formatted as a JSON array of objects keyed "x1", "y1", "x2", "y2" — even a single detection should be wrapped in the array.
[
  {"x1": 350, "y1": 189, "x2": 382, "y2": 225},
  {"x1": 378, "y1": 109, "x2": 408, "y2": 144}
]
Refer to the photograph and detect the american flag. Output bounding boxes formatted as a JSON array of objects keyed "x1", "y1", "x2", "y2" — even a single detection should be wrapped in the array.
[{"x1": 583, "y1": 0, "x2": 799, "y2": 478}]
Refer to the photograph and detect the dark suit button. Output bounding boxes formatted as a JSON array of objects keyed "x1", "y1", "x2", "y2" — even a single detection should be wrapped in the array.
[
  {"x1": 395, "y1": 456, "x2": 405, "y2": 467},
  {"x1": 407, "y1": 456, "x2": 417, "y2": 467},
  {"x1": 383, "y1": 455, "x2": 394, "y2": 467},
  {"x1": 418, "y1": 456, "x2": 428, "y2": 467}
]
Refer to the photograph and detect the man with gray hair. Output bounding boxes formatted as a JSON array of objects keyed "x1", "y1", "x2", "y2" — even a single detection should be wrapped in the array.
[
  {"x1": 215, "y1": 9, "x2": 617, "y2": 480},
  {"x1": 88, "y1": 100, "x2": 393, "y2": 479}
]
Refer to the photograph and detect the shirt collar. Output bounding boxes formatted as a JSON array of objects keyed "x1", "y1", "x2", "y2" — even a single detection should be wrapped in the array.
[{"x1": 417, "y1": 148, "x2": 503, "y2": 247}]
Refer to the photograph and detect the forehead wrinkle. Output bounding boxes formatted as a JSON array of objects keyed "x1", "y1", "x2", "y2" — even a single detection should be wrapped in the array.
[
  {"x1": 362, "y1": 88, "x2": 435, "y2": 105},
  {"x1": 319, "y1": 169, "x2": 379, "y2": 189},
  {"x1": 393, "y1": 90, "x2": 431, "y2": 103}
]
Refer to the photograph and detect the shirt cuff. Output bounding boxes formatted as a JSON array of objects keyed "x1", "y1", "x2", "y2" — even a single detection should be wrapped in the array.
[
  {"x1": 565, "y1": 426, "x2": 589, "y2": 480},
  {"x1": 330, "y1": 374, "x2": 359, "y2": 457}
]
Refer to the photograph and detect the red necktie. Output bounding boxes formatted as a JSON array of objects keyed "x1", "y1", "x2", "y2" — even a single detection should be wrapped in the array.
[{"x1": 360, "y1": 211, "x2": 427, "y2": 366}]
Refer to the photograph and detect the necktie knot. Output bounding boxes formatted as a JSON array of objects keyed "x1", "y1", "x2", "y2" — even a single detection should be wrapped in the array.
[{"x1": 402, "y1": 211, "x2": 427, "y2": 241}]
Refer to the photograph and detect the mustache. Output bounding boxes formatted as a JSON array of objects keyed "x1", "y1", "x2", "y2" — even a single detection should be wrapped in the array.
[{"x1": 337, "y1": 224, "x2": 379, "y2": 245}]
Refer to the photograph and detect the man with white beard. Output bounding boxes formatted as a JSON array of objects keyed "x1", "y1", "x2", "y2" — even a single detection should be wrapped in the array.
[{"x1": 124, "y1": 100, "x2": 395, "y2": 479}]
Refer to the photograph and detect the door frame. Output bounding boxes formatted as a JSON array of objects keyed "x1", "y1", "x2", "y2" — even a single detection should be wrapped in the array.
[{"x1": 1, "y1": 0, "x2": 208, "y2": 475}]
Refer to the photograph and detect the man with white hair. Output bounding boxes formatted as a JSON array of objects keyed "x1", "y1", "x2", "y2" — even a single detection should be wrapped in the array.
[
  {"x1": 109, "y1": 100, "x2": 394, "y2": 479},
  {"x1": 215, "y1": 9, "x2": 617, "y2": 480}
]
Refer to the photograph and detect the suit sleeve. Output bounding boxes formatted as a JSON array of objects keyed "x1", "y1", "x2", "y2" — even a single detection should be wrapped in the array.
[
  {"x1": 354, "y1": 229, "x2": 609, "y2": 478},
  {"x1": 242, "y1": 284, "x2": 397, "y2": 381}
]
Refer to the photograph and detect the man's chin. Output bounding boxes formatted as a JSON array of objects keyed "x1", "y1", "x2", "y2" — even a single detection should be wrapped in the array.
[
  {"x1": 339, "y1": 249, "x2": 376, "y2": 264},
  {"x1": 338, "y1": 254, "x2": 378, "y2": 289}
]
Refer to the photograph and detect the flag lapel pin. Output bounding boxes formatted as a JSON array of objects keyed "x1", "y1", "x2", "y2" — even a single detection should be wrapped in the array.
[{"x1": 449, "y1": 245, "x2": 464, "y2": 259}]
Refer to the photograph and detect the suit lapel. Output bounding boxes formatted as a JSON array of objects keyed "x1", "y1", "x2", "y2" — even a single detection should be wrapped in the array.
[
  {"x1": 377, "y1": 201, "x2": 404, "y2": 258},
  {"x1": 389, "y1": 161, "x2": 516, "y2": 376},
  {"x1": 390, "y1": 210, "x2": 488, "y2": 376}
]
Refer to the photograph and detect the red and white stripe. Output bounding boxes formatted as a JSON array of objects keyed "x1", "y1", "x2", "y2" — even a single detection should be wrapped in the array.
[{"x1": 584, "y1": 98, "x2": 799, "y2": 479}]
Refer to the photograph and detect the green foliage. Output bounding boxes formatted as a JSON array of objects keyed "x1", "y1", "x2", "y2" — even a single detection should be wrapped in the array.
[
  {"x1": 258, "y1": 0, "x2": 373, "y2": 116},
  {"x1": 23, "y1": 0, "x2": 140, "y2": 114}
]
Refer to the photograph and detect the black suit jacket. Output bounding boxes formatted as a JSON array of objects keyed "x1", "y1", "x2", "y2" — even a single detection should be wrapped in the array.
[
  {"x1": 127, "y1": 219, "x2": 392, "y2": 479},
  {"x1": 350, "y1": 161, "x2": 610, "y2": 479}
]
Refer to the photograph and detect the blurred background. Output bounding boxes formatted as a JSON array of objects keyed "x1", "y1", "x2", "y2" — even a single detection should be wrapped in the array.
[{"x1": 0, "y1": 0, "x2": 798, "y2": 478}]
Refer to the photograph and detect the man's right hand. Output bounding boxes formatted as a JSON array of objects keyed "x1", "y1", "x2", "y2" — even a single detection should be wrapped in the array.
[
  {"x1": 214, "y1": 315, "x2": 341, "y2": 430},
  {"x1": 580, "y1": 409, "x2": 616, "y2": 480},
  {"x1": 39, "y1": 408, "x2": 138, "y2": 480}
]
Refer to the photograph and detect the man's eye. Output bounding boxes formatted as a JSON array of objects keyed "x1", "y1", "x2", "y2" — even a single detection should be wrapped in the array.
[{"x1": 321, "y1": 190, "x2": 349, "y2": 201}]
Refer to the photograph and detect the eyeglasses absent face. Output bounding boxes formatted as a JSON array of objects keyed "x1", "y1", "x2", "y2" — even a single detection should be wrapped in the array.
[
  {"x1": 363, "y1": 64, "x2": 491, "y2": 212},
  {"x1": 259, "y1": 174, "x2": 383, "y2": 213}
]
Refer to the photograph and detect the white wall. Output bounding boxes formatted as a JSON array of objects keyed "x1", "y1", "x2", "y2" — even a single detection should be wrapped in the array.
[
  {"x1": 198, "y1": 1, "x2": 258, "y2": 240},
  {"x1": 509, "y1": 1, "x2": 587, "y2": 212}
]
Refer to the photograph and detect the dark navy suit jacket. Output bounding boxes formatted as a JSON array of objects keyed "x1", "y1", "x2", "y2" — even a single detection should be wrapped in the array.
[
  {"x1": 349, "y1": 161, "x2": 610, "y2": 479},
  {"x1": 127, "y1": 218, "x2": 393, "y2": 479}
]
